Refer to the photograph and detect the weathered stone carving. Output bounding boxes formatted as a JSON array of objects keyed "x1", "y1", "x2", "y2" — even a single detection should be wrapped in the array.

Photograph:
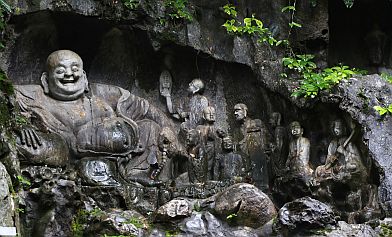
[
  {"x1": 313, "y1": 119, "x2": 381, "y2": 223},
  {"x1": 269, "y1": 112, "x2": 287, "y2": 179},
  {"x1": 214, "y1": 135, "x2": 244, "y2": 181},
  {"x1": 15, "y1": 50, "x2": 170, "y2": 186},
  {"x1": 162, "y1": 78, "x2": 209, "y2": 131},
  {"x1": 159, "y1": 70, "x2": 174, "y2": 114},
  {"x1": 315, "y1": 119, "x2": 365, "y2": 181},
  {"x1": 234, "y1": 103, "x2": 269, "y2": 190},
  {"x1": 196, "y1": 106, "x2": 219, "y2": 180},
  {"x1": 185, "y1": 129, "x2": 208, "y2": 184},
  {"x1": 364, "y1": 24, "x2": 387, "y2": 67},
  {"x1": 272, "y1": 121, "x2": 313, "y2": 204},
  {"x1": 286, "y1": 121, "x2": 313, "y2": 178}
]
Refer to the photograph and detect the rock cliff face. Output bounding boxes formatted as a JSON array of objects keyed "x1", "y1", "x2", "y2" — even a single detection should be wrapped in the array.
[{"x1": 1, "y1": 0, "x2": 392, "y2": 236}]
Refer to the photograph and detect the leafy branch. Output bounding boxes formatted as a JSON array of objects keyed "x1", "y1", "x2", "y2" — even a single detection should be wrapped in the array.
[
  {"x1": 282, "y1": 55, "x2": 363, "y2": 98},
  {"x1": 380, "y1": 73, "x2": 392, "y2": 84},
  {"x1": 122, "y1": 0, "x2": 140, "y2": 10},
  {"x1": 164, "y1": 0, "x2": 193, "y2": 21},
  {"x1": 374, "y1": 104, "x2": 392, "y2": 116},
  {"x1": 0, "y1": 0, "x2": 11, "y2": 49},
  {"x1": 222, "y1": 4, "x2": 287, "y2": 46}
]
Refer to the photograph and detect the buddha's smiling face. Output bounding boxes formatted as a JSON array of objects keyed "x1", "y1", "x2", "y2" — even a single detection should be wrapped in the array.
[{"x1": 42, "y1": 50, "x2": 88, "y2": 101}]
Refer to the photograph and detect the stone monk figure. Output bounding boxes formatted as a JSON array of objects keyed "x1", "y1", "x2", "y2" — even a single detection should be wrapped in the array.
[
  {"x1": 16, "y1": 50, "x2": 169, "y2": 185},
  {"x1": 286, "y1": 121, "x2": 313, "y2": 177}
]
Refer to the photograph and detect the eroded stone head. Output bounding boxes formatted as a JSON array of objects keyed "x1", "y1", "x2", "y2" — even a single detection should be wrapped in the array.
[
  {"x1": 202, "y1": 106, "x2": 216, "y2": 123},
  {"x1": 188, "y1": 78, "x2": 204, "y2": 94},
  {"x1": 290, "y1": 121, "x2": 303, "y2": 137},
  {"x1": 234, "y1": 103, "x2": 248, "y2": 121}
]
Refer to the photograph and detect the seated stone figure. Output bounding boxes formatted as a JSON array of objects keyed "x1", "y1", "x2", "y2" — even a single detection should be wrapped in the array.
[
  {"x1": 315, "y1": 119, "x2": 366, "y2": 182},
  {"x1": 15, "y1": 50, "x2": 170, "y2": 186},
  {"x1": 286, "y1": 121, "x2": 313, "y2": 177},
  {"x1": 272, "y1": 121, "x2": 313, "y2": 204},
  {"x1": 313, "y1": 119, "x2": 381, "y2": 223}
]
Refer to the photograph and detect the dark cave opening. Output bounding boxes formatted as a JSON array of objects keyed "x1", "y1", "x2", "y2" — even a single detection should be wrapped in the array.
[{"x1": 329, "y1": 0, "x2": 392, "y2": 72}]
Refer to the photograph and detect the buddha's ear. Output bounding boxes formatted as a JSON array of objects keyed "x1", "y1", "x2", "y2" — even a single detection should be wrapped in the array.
[
  {"x1": 41, "y1": 72, "x2": 49, "y2": 94},
  {"x1": 83, "y1": 70, "x2": 89, "y2": 92}
]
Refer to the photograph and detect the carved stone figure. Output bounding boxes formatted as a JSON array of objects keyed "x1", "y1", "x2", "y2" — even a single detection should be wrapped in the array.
[
  {"x1": 234, "y1": 103, "x2": 269, "y2": 190},
  {"x1": 313, "y1": 119, "x2": 381, "y2": 223},
  {"x1": 364, "y1": 24, "x2": 387, "y2": 67},
  {"x1": 159, "y1": 70, "x2": 174, "y2": 114},
  {"x1": 151, "y1": 126, "x2": 186, "y2": 182},
  {"x1": 196, "y1": 106, "x2": 219, "y2": 180},
  {"x1": 269, "y1": 112, "x2": 287, "y2": 178},
  {"x1": 161, "y1": 78, "x2": 209, "y2": 130},
  {"x1": 214, "y1": 135, "x2": 244, "y2": 181},
  {"x1": 15, "y1": 50, "x2": 170, "y2": 186},
  {"x1": 185, "y1": 129, "x2": 207, "y2": 184},
  {"x1": 315, "y1": 119, "x2": 366, "y2": 181},
  {"x1": 286, "y1": 121, "x2": 313, "y2": 177}
]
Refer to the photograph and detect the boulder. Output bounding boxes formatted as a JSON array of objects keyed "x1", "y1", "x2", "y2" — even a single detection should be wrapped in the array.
[
  {"x1": 208, "y1": 183, "x2": 276, "y2": 228},
  {"x1": 155, "y1": 198, "x2": 193, "y2": 221},
  {"x1": 274, "y1": 196, "x2": 336, "y2": 235}
]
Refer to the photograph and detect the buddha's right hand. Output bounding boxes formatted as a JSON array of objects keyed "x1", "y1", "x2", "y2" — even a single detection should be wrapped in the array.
[{"x1": 19, "y1": 127, "x2": 42, "y2": 149}]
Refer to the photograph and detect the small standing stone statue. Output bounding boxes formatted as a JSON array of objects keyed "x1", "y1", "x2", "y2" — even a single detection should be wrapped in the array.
[
  {"x1": 159, "y1": 70, "x2": 174, "y2": 114},
  {"x1": 364, "y1": 24, "x2": 387, "y2": 68},
  {"x1": 234, "y1": 103, "x2": 269, "y2": 190},
  {"x1": 160, "y1": 78, "x2": 209, "y2": 130},
  {"x1": 214, "y1": 135, "x2": 244, "y2": 181},
  {"x1": 286, "y1": 121, "x2": 313, "y2": 177},
  {"x1": 269, "y1": 112, "x2": 287, "y2": 177},
  {"x1": 196, "y1": 106, "x2": 219, "y2": 180},
  {"x1": 185, "y1": 129, "x2": 208, "y2": 184}
]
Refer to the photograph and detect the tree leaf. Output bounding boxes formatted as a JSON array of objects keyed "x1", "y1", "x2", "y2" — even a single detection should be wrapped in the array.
[{"x1": 281, "y1": 5, "x2": 296, "y2": 12}]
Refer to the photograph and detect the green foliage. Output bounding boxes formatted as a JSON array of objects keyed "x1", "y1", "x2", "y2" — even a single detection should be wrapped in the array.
[
  {"x1": 17, "y1": 175, "x2": 31, "y2": 188},
  {"x1": 0, "y1": 69, "x2": 13, "y2": 95},
  {"x1": 71, "y1": 209, "x2": 89, "y2": 237},
  {"x1": 16, "y1": 207, "x2": 25, "y2": 213},
  {"x1": 123, "y1": 217, "x2": 144, "y2": 229},
  {"x1": 374, "y1": 104, "x2": 392, "y2": 116},
  {"x1": 283, "y1": 54, "x2": 316, "y2": 73},
  {"x1": 164, "y1": 0, "x2": 192, "y2": 21},
  {"x1": 380, "y1": 73, "x2": 392, "y2": 83},
  {"x1": 71, "y1": 208, "x2": 104, "y2": 237},
  {"x1": 222, "y1": 4, "x2": 286, "y2": 46},
  {"x1": 310, "y1": 0, "x2": 317, "y2": 7},
  {"x1": 104, "y1": 235, "x2": 134, "y2": 237},
  {"x1": 0, "y1": 0, "x2": 11, "y2": 49},
  {"x1": 343, "y1": 0, "x2": 354, "y2": 8},
  {"x1": 226, "y1": 213, "x2": 237, "y2": 220},
  {"x1": 380, "y1": 223, "x2": 392, "y2": 237},
  {"x1": 281, "y1": 3, "x2": 302, "y2": 29},
  {"x1": 193, "y1": 201, "x2": 201, "y2": 212},
  {"x1": 165, "y1": 230, "x2": 179, "y2": 237},
  {"x1": 15, "y1": 114, "x2": 28, "y2": 126},
  {"x1": 283, "y1": 55, "x2": 362, "y2": 98},
  {"x1": 0, "y1": 0, "x2": 11, "y2": 13},
  {"x1": 89, "y1": 208, "x2": 104, "y2": 218},
  {"x1": 122, "y1": 0, "x2": 139, "y2": 10},
  {"x1": 223, "y1": 4, "x2": 237, "y2": 17}
]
